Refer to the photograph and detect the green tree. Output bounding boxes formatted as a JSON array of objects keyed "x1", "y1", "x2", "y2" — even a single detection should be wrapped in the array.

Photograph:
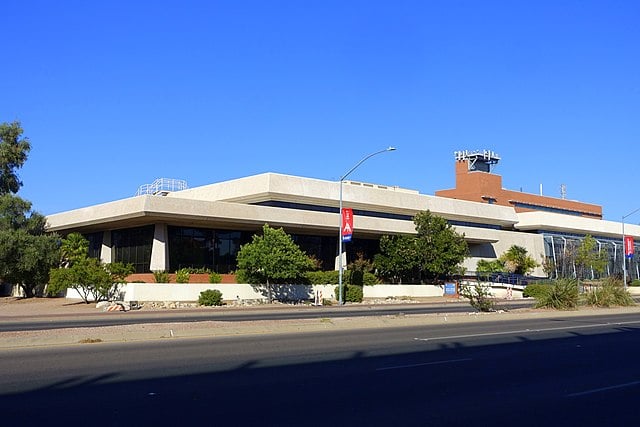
[
  {"x1": 0, "y1": 121, "x2": 31, "y2": 195},
  {"x1": 499, "y1": 245, "x2": 538, "y2": 275},
  {"x1": 60, "y1": 232, "x2": 89, "y2": 266},
  {"x1": 0, "y1": 122, "x2": 59, "y2": 297},
  {"x1": 236, "y1": 224, "x2": 315, "y2": 302},
  {"x1": 413, "y1": 210, "x2": 468, "y2": 282},
  {"x1": 374, "y1": 234, "x2": 421, "y2": 283},
  {"x1": 0, "y1": 194, "x2": 59, "y2": 297},
  {"x1": 374, "y1": 211, "x2": 468, "y2": 283},
  {"x1": 575, "y1": 234, "x2": 608, "y2": 280}
]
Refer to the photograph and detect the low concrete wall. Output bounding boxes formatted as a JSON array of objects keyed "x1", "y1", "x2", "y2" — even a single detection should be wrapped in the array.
[{"x1": 64, "y1": 282, "x2": 640, "y2": 303}]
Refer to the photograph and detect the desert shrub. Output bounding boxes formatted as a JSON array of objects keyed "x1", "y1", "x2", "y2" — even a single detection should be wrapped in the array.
[
  {"x1": 175, "y1": 268, "x2": 190, "y2": 283},
  {"x1": 153, "y1": 270, "x2": 170, "y2": 283},
  {"x1": 208, "y1": 272, "x2": 222, "y2": 284},
  {"x1": 584, "y1": 278, "x2": 634, "y2": 307},
  {"x1": 523, "y1": 283, "x2": 551, "y2": 299},
  {"x1": 534, "y1": 278, "x2": 579, "y2": 310},
  {"x1": 459, "y1": 282, "x2": 495, "y2": 312},
  {"x1": 334, "y1": 284, "x2": 363, "y2": 303},
  {"x1": 198, "y1": 289, "x2": 224, "y2": 306}
]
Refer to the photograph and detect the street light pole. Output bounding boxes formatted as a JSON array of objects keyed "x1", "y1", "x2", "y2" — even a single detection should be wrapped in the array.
[
  {"x1": 338, "y1": 147, "x2": 396, "y2": 305},
  {"x1": 622, "y1": 207, "x2": 640, "y2": 288}
]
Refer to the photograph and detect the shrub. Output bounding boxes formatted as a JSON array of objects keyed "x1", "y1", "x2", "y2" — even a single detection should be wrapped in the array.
[
  {"x1": 198, "y1": 289, "x2": 224, "y2": 306},
  {"x1": 153, "y1": 270, "x2": 170, "y2": 283},
  {"x1": 361, "y1": 272, "x2": 379, "y2": 286},
  {"x1": 334, "y1": 284, "x2": 363, "y2": 303},
  {"x1": 208, "y1": 271, "x2": 222, "y2": 284},
  {"x1": 523, "y1": 283, "x2": 551, "y2": 299},
  {"x1": 306, "y1": 270, "x2": 340, "y2": 285},
  {"x1": 175, "y1": 268, "x2": 190, "y2": 284},
  {"x1": 630, "y1": 279, "x2": 640, "y2": 287},
  {"x1": 187, "y1": 267, "x2": 212, "y2": 274},
  {"x1": 459, "y1": 282, "x2": 495, "y2": 312},
  {"x1": 534, "y1": 278, "x2": 579, "y2": 310},
  {"x1": 584, "y1": 278, "x2": 635, "y2": 307}
]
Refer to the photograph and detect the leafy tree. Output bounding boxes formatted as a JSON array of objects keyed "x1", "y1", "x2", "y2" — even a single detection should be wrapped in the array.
[
  {"x1": 374, "y1": 211, "x2": 468, "y2": 283},
  {"x1": 575, "y1": 234, "x2": 608, "y2": 280},
  {"x1": 0, "y1": 121, "x2": 31, "y2": 195},
  {"x1": 499, "y1": 245, "x2": 538, "y2": 275},
  {"x1": 374, "y1": 234, "x2": 421, "y2": 284},
  {"x1": 413, "y1": 210, "x2": 468, "y2": 282},
  {"x1": 236, "y1": 224, "x2": 315, "y2": 302},
  {"x1": 0, "y1": 122, "x2": 61, "y2": 297},
  {"x1": 0, "y1": 194, "x2": 59, "y2": 297},
  {"x1": 48, "y1": 233, "x2": 134, "y2": 303}
]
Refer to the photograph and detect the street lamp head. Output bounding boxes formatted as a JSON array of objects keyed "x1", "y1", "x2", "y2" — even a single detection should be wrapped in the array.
[{"x1": 387, "y1": 146, "x2": 396, "y2": 152}]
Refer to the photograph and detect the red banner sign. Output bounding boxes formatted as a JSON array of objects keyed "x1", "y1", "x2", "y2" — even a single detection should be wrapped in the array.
[
  {"x1": 342, "y1": 208, "x2": 353, "y2": 242},
  {"x1": 625, "y1": 236, "x2": 634, "y2": 258}
]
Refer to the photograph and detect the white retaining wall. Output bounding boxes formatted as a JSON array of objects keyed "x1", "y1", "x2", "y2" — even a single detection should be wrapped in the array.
[
  {"x1": 64, "y1": 282, "x2": 640, "y2": 303},
  {"x1": 66, "y1": 283, "x2": 446, "y2": 302}
]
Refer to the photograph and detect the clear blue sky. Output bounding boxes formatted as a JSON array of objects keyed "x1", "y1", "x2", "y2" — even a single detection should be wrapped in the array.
[{"x1": 2, "y1": 0, "x2": 639, "y2": 222}]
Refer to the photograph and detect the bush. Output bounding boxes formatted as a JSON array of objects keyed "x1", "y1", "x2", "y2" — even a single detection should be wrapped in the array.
[
  {"x1": 208, "y1": 271, "x2": 222, "y2": 284},
  {"x1": 175, "y1": 268, "x2": 190, "y2": 283},
  {"x1": 459, "y1": 282, "x2": 495, "y2": 312},
  {"x1": 334, "y1": 284, "x2": 363, "y2": 303},
  {"x1": 534, "y1": 278, "x2": 579, "y2": 310},
  {"x1": 185, "y1": 267, "x2": 212, "y2": 274},
  {"x1": 361, "y1": 272, "x2": 379, "y2": 286},
  {"x1": 198, "y1": 289, "x2": 224, "y2": 306},
  {"x1": 306, "y1": 270, "x2": 340, "y2": 285},
  {"x1": 523, "y1": 283, "x2": 552, "y2": 299},
  {"x1": 153, "y1": 270, "x2": 170, "y2": 283},
  {"x1": 630, "y1": 279, "x2": 640, "y2": 287},
  {"x1": 305, "y1": 270, "x2": 378, "y2": 286},
  {"x1": 584, "y1": 278, "x2": 635, "y2": 307}
]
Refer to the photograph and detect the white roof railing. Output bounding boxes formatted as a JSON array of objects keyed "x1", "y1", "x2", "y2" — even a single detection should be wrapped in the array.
[{"x1": 136, "y1": 178, "x2": 188, "y2": 196}]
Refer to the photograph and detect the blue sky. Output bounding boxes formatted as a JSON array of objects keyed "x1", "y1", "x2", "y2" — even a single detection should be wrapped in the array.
[{"x1": 2, "y1": 0, "x2": 639, "y2": 222}]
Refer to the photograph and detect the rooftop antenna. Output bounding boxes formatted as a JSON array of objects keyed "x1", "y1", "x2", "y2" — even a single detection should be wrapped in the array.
[{"x1": 560, "y1": 184, "x2": 567, "y2": 200}]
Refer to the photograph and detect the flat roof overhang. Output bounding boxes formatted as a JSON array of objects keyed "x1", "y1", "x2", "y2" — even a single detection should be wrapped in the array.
[{"x1": 46, "y1": 195, "x2": 417, "y2": 238}]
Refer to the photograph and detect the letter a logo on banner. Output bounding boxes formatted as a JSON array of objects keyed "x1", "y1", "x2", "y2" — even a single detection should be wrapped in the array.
[
  {"x1": 625, "y1": 236, "x2": 634, "y2": 259},
  {"x1": 342, "y1": 208, "x2": 354, "y2": 242}
]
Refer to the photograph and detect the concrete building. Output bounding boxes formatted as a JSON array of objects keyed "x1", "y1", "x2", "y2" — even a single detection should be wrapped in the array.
[{"x1": 46, "y1": 152, "x2": 640, "y2": 282}]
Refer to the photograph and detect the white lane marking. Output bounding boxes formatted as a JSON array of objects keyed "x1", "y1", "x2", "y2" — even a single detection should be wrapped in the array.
[
  {"x1": 567, "y1": 380, "x2": 640, "y2": 397},
  {"x1": 412, "y1": 320, "x2": 640, "y2": 342},
  {"x1": 376, "y1": 358, "x2": 472, "y2": 371}
]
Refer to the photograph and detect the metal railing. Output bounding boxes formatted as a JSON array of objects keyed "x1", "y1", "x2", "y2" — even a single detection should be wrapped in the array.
[{"x1": 136, "y1": 178, "x2": 188, "y2": 196}]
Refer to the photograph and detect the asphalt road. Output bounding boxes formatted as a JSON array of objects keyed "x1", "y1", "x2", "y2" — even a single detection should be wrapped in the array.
[
  {"x1": 2, "y1": 311, "x2": 640, "y2": 426},
  {"x1": 0, "y1": 300, "x2": 533, "y2": 332}
]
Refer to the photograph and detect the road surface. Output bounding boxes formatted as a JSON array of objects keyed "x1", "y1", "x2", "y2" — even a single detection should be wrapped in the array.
[{"x1": 1, "y1": 311, "x2": 639, "y2": 426}]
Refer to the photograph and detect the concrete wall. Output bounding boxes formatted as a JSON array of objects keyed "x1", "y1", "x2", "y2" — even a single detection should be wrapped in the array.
[{"x1": 66, "y1": 283, "x2": 449, "y2": 302}]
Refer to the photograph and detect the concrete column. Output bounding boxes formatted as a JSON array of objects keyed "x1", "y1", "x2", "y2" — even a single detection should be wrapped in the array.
[
  {"x1": 101, "y1": 231, "x2": 112, "y2": 264},
  {"x1": 150, "y1": 223, "x2": 169, "y2": 272}
]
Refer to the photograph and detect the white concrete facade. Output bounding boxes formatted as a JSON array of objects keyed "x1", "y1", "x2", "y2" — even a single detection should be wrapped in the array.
[{"x1": 46, "y1": 172, "x2": 640, "y2": 279}]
